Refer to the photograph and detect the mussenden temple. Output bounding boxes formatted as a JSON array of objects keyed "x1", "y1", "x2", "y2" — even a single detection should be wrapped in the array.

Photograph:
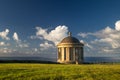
[{"x1": 57, "y1": 32, "x2": 84, "y2": 64}]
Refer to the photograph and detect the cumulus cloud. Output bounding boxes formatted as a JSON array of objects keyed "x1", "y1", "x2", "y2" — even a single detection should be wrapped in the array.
[
  {"x1": 80, "y1": 40, "x2": 85, "y2": 44},
  {"x1": 91, "y1": 26, "x2": 120, "y2": 49},
  {"x1": 13, "y1": 32, "x2": 29, "y2": 48},
  {"x1": 12, "y1": 32, "x2": 29, "y2": 48},
  {"x1": 0, "y1": 29, "x2": 10, "y2": 40},
  {"x1": 34, "y1": 48, "x2": 38, "y2": 52},
  {"x1": 86, "y1": 43, "x2": 93, "y2": 49},
  {"x1": 18, "y1": 43, "x2": 29, "y2": 48},
  {"x1": 78, "y1": 20, "x2": 120, "y2": 54},
  {"x1": 30, "y1": 25, "x2": 68, "y2": 54},
  {"x1": 115, "y1": 20, "x2": 120, "y2": 31},
  {"x1": 78, "y1": 26, "x2": 115, "y2": 38},
  {"x1": 0, "y1": 42, "x2": 10, "y2": 46},
  {"x1": 0, "y1": 48, "x2": 12, "y2": 53},
  {"x1": 35, "y1": 25, "x2": 68, "y2": 45},
  {"x1": 40, "y1": 41, "x2": 54, "y2": 50},
  {"x1": 13, "y1": 32, "x2": 20, "y2": 42},
  {"x1": 78, "y1": 32, "x2": 91, "y2": 38},
  {"x1": 0, "y1": 42, "x2": 5, "y2": 46}
]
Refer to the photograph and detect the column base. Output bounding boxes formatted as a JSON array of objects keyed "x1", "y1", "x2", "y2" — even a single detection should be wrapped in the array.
[{"x1": 57, "y1": 60, "x2": 83, "y2": 64}]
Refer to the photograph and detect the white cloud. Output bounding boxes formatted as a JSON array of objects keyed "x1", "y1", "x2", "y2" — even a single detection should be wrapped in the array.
[
  {"x1": 0, "y1": 42, "x2": 10, "y2": 46},
  {"x1": 101, "y1": 26, "x2": 114, "y2": 33},
  {"x1": 80, "y1": 40, "x2": 93, "y2": 49},
  {"x1": 14, "y1": 40, "x2": 29, "y2": 48},
  {"x1": 79, "y1": 27, "x2": 120, "y2": 49},
  {"x1": 78, "y1": 20, "x2": 120, "y2": 54},
  {"x1": 13, "y1": 32, "x2": 20, "y2": 42},
  {"x1": 78, "y1": 32, "x2": 91, "y2": 38},
  {"x1": 0, "y1": 42, "x2": 5, "y2": 46},
  {"x1": 86, "y1": 43, "x2": 93, "y2": 49},
  {"x1": 34, "y1": 48, "x2": 38, "y2": 52},
  {"x1": 102, "y1": 48, "x2": 114, "y2": 53},
  {"x1": 40, "y1": 41, "x2": 54, "y2": 50},
  {"x1": 35, "y1": 25, "x2": 68, "y2": 45},
  {"x1": 36, "y1": 27, "x2": 48, "y2": 36},
  {"x1": 115, "y1": 20, "x2": 120, "y2": 31},
  {"x1": 92, "y1": 27, "x2": 120, "y2": 49},
  {"x1": 78, "y1": 26, "x2": 115, "y2": 38},
  {"x1": 0, "y1": 29, "x2": 10, "y2": 40},
  {"x1": 80, "y1": 40, "x2": 85, "y2": 44},
  {"x1": 92, "y1": 38, "x2": 120, "y2": 49},
  {"x1": 13, "y1": 32, "x2": 29, "y2": 48},
  {"x1": 29, "y1": 25, "x2": 68, "y2": 55},
  {"x1": 0, "y1": 48, "x2": 12, "y2": 53},
  {"x1": 18, "y1": 43, "x2": 29, "y2": 48},
  {"x1": 30, "y1": 35, "x2": 43, "y2": 39}
]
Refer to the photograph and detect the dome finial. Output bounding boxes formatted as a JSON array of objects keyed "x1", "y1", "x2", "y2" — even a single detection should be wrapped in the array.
[{"x1": 68, "y1": 32, "x2": 72, "y2": 37}]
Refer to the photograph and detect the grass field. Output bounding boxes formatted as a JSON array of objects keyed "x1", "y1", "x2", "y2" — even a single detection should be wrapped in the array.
[{"x1": 0, "y1": 63, "x2": 120, "y2": 80}]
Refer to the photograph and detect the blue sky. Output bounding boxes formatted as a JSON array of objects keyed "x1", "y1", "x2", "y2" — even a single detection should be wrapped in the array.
[{"x1": 0, "y1": 0, "x2": 120, "y2": 58}]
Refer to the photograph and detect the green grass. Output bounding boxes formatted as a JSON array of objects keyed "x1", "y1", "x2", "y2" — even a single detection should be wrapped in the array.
[{"x1": 0, "y1": 63, "x2": 120, "y2": 80}]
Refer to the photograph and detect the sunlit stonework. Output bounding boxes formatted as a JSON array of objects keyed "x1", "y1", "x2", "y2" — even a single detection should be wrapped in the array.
[{"x1": 57, "y1": 32, "x2": 84, "y2": 64}]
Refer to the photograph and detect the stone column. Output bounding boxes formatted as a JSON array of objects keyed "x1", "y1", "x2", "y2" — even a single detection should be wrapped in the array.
[
  {"x1": 57, "y1": 48, "x2": 59, "y2": 60},
  {"x1": 78, "y1": 47, "x2": 83, "y2": 64},
  {"x1": 69, "y1": 47, "x2": 72, "y2": 61},
  {"x1": 78, "y1": 48, "x2": 81, "y2": 63},
  {"x1": 69, "y1": 47, "x2": 73, "y2": 61},
  {"x1": 61, "y1": 47, "x2": 64, "y2": 61},
  {"x1": 81, "y1": 47, "x2": 83, "y2": 63},
  {"x1": 66, "y1": 47, "x2": 69, "y2": 61},
  {"x1": 75, "y1": 48, "x2": 79, "y2": 64},
  {"x1": 58, "y1": 48, "x2": 61, "y2": 61},
  {"x1": 64, "y1": 47, "x2": 66, "y2": 61},
  {"x1": 73, "y1": 47, "x2": 76, "y2": 61}
]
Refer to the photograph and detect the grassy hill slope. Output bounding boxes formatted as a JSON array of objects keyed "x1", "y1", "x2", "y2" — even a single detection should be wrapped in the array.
[{"x1": 0, "y1": 63, "x2": 120, "y2": 80}]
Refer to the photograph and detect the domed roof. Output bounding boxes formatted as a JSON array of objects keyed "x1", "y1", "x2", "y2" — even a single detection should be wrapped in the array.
[
  {"x1": 61, "y1": 36, "x2": 80, "y2": 43},
  {"x1": 60, "y1": 32, "x2": 83, "y2": 44}
]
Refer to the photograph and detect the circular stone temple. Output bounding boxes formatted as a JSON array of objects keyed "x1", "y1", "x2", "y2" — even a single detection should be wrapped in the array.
[{"x1": 57, "y1": 32, "x2": 84, "y2": 64}]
